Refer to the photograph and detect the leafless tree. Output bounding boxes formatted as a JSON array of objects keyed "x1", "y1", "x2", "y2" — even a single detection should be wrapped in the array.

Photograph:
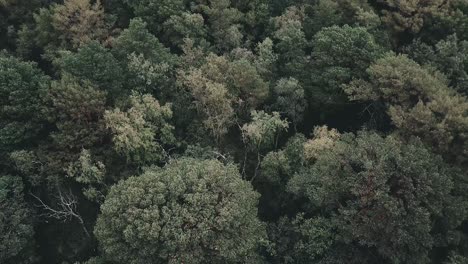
[{"x1": 30, "y1": 189, "x2": 90, "y2": 237}]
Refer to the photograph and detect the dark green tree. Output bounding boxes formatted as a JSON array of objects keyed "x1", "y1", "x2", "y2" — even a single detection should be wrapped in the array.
[
  {"x1": 309, "y1": 25, "x2": 385, "y2": 109},
  {"x1": 195, "y1": 0, "x2": 244, "y2": 52},
  {"x1": 111, "y1": 18, "x2": 177, "y2": 96},
  {"x1": 272, "y1": 6, "x2": 307, "y2": 78},
  {"x1": 122, "y1": 0, "x2": 186, "y2": 35},
  {"x1": 0, "y1": 175, "x2": 36, "y2": 264},
  {"x1": 287, "y1": 130, "x2": 464, "y2": 263},
  {"x1": 0, "y1": 53, "x2": 49, "y2": 153},
  {"x1": 38, "y1": 75, "x2": 108, "y2": 183},
  {"x1": 95, "y1": 158, "x2": 266, "y2": 264},
  {"x1": 405, "y1": 35, "x2": 468, "y2": 95},
  {"x1": 57, "y1": 42, "x2": 124, "y2": 97},
  {"x1": 273, "y1": 78, "x2": 306, "y2": 130}
]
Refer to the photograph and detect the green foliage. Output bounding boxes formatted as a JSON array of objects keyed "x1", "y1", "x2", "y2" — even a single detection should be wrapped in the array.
[
  {"x1": 57, "y1": 42, "x2": 124, "y2": 96},
  {"x1": 288, "y1": 130, "x2": 461, "y2": 263},
  {"x1": 123, "y1": 0, "x2": 186, "y2": 35},
  {"x1": 95, "y1": 158, "x2": 266, "y2": 264},
  {"x1": 178, "y1": 50, "x2": 270, "y2": 141},
  {"x1": 446, "y1": 252, "x2": 468, "y2": 264},
  {"x1": 257, "y1": 134, "x2": 306, "y2": 218},
  {"x1": 104, "y1": 93, "x2": 175, "y2": 165},
  {"x1": 2, "y1": 1, "x2": 468, "y2": 263},
  {"x1": 405, "y1": 35, "x2": 468, "y2": 95},
  {"x1": 267, "y1": 215, "x2": 335, "y2": 263},
  {"x1": 112, "y1": 18, "x2": 174, "y2": 65},
  {"x1": 304, "y1": 0, "x2": 381, "y2": 38},
  {"x1": 162, "y1": 12, "x2": 207, "y2": 48},
  {"x1": 67, "y1": 149, "x2": 107, "y2": 202},
  {"x1": 254, "y1": 38, "x2": 277, "y2": 79},
  {"x1": 197, "y1": 0, "x2": 244, "y2": 52},
  {"x1": 48, "y1": 75, "x2": 107, "y2": 152},
  {"x1": 346, "y1": 54, "x2": 468, "y2": 165},
  {"x1": 0, "y1": 0, "x2": 43, "y2": 51},
  {"x1": 111, "y1": 18, "x2": 177, "y2": 94},
  {"x1": 424, "y1": 0, "x2": 468, "y2": 41},
  {"x1": 51, "y1": 0, "x2": 110, "y2": 49},
  {"x1": 242, "y1": 110, "x2": 288, "y2": 151},
  {"x1": 379, "y1": 0, "x2": 450, "y2": 34},
  {"x1": 0, "y1": 175, "x2": 36, "y2": 264},
  {"x1": 272, "y1": 6, "x2": 307, "y2": 77},
  {"x1": 20, "y1": 0, "x2": 111, "y2": 60},
  {"x1": 0, "y1": 53, "x2": 49, "y2": 152},
  {"x1": 179, "y1": 65, "x2": 235, "y2": 141},
  {"x1": 9, "y1": 150, "x2": 43, "y2": 186},
  {"x1": 273, "y1": 78, "x2": 306, "y2": 128},
  {"x1": 309, "y1": 25, "x2": 385, "y2": 108}
]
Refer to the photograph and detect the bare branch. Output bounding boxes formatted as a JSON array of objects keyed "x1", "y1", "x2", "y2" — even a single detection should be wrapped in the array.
[{"x1": 30, "y1": 189, "x2": 90, "y2": 237}]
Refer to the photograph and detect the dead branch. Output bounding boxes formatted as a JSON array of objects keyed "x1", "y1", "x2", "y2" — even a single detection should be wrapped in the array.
[{"x1": 30, "y1": 189, "x2": 90, "y2": 237}]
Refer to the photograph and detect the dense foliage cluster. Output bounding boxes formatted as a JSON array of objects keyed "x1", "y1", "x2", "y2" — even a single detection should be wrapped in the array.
[{"x1": 1, "y1": 0, "x2": 467, "y2": 263}]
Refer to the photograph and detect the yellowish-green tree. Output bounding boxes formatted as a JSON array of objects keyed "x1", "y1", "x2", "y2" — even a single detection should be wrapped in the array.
[{"x1": 104, "y1": 93, "x2": 175, "y2": 165}]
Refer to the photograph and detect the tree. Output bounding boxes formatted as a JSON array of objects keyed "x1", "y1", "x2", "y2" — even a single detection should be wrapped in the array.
[
  {"x1": 273, "y1": 78, "x2": 306, "y2": 130},
  {"x1": 232, "y1": 0, "x2": 270, "y2": 45},
  {"x1": 48, "y1": 75, "x2": 107, "y2": 154},
  {"x1": 303, "y1": 0, "x2": 381, "y2": 38},
  {"x1": 31, "y1": 187, "x2": 90, "y2": 238},
  {"x1": 162, "y1": 12, "x2": 208, "y2": 48},
  {"x1": 287, "y1": 130, "x2": 463, "y2": 263},
  {"x1": 112, "y1": 18, "x2": 175, "y2": 65},
  {"x1": 179, "y1": 66, "x2": 235, "y2": 142},
  {"x1": 196, "y1": 0, "x2": 244, "y2": 52},
  {"x1": 0, "y1": 0, "x2": 43, "y2": 51},
  {"x1": 379, "y1": 0, "x2": 450, "y2": 35},
  {"x1": 104, "y1": 93, "x2": 175, "y2": 165},
  {"x1": 242, "y1": 110, "x2": 288, "y2": 151},
  {"x1": 423, "y1": 0, "x2": 468, "y2": 41},
  {"x1": 257, "y1": 134, "x2": 306, "y2": 220},
  {"x1": 405, "y1": 35, "x2": 468, "y2": 95},
  {"x1": 0, "y1": 53, "x2": 49, "y2": 153},
  {"x1": 241, "y1": 110, "x2": 288, "y2": 181},
  {"x1": 309, "y1": 25, "x2": 385, "y2": 109},
  {"x1": 227, "y1": 57, "x2": 270, "y2": 110},
  {"x1": 178, "y1": 51, "x2": 270, "y2": 141},
  {"x1": 345, "y1": 54, "x2": 468, "y2": 165},
  {"x1": 57, "y1": 42, "x2": 124, "y2": 97},
  {"x1": 122, "y1": 0, "x2": 186, "y2": 35},
  {"x1": 111, "y1": 18, "x2": 177, "y2": 95},
  {"x1": 94, "y1": 158, "x2": 266, "y2": 264},
  {"x1": 51, "y1": 0, "x2": 110, "y2": 49},
  {"x1": 67, "y1": 149, "x2": 107, "y2": 202},
  {"x1": 39, "y1": 75, "x2": 108, "y2": 183},
  {"x1": 272, "y1": 6, "x2": 307, "y2": 78},
  {"x1": 254, "y1": 38, "x2": 277, "y2": 79},
  {"x1": 20, "y1": 0, "x2": 111, "y2": 60},
  {"x1": 0, "y1": 175, "x2": 36, "y2": 264}
]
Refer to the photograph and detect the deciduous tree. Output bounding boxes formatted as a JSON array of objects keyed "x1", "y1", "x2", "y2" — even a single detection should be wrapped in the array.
[
  {"x1": 0, "y1": 175, "x2": 36, "y2": 264},
  {"x1": 309, "y1": 25, "x2": 385, "y2": 108},
  {"x1": 288, "y1": 130, "x2": 463, "y2": 263},
  {"x1": 95, "y1": 158, "x2": 266, "y2": 264},
  {"x1": 0, "y1": 53, "x2": 49, "y2": 153},
  {"x1": 104, "y1": 93, "x2": 175, "y2": 165},
  {"x1": 346, "y1": 54, "x2": 468, "y2": 165}
]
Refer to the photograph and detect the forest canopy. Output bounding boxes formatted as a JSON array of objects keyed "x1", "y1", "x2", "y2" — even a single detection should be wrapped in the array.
[{"x1": 1, "y1": 0, "x2": 468, "y2": 263}]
